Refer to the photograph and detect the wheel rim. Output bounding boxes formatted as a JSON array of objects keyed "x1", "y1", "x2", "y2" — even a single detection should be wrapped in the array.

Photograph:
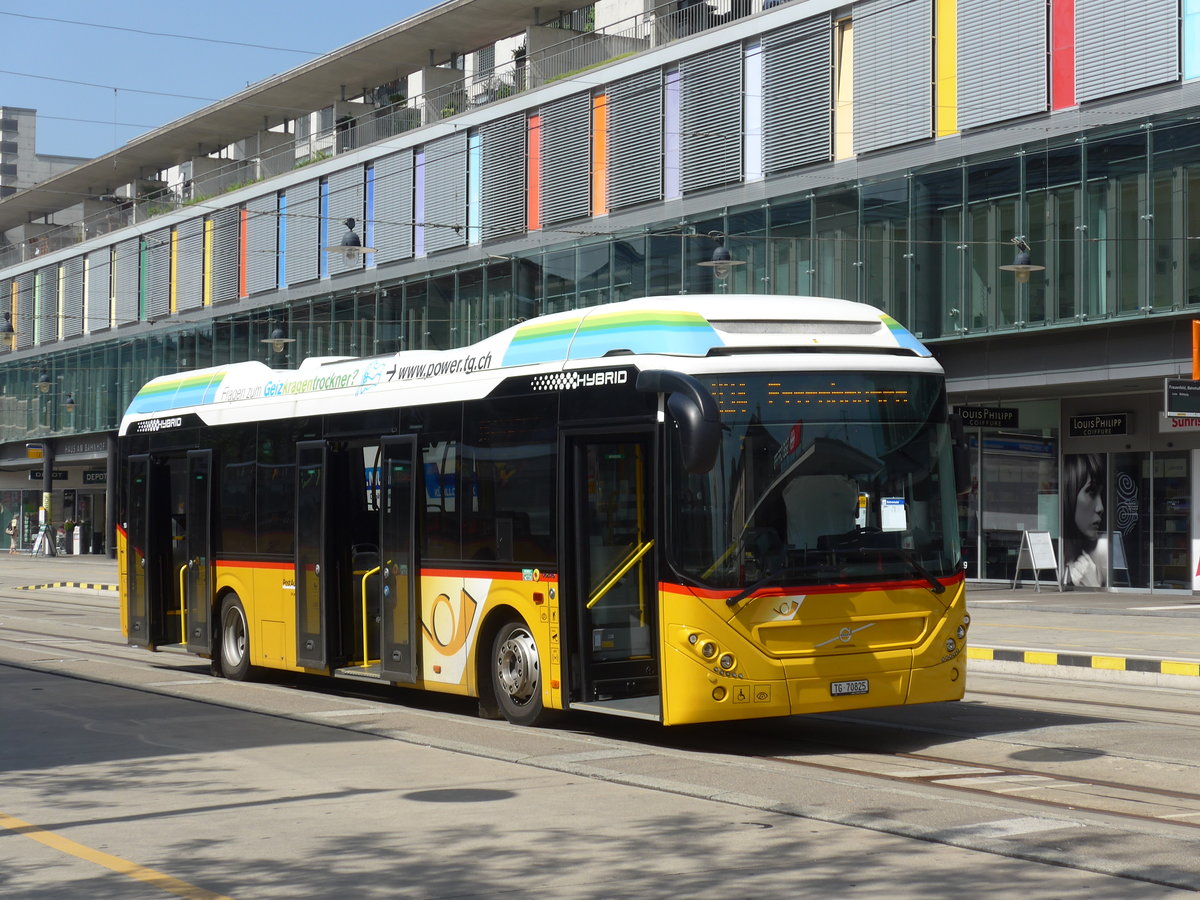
[
  {"x1": 222, "y1": 604, "x2": 247, "y2": 668},
  {"x1": 495, "y1": 627, "x2": 539, "y2": 707}
]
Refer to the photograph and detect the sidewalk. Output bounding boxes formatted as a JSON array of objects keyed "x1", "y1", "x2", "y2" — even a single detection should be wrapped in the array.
[
  {"x1": 964, "y1": 581, "x2": 1200, "y2": 683},
  {"x1": 3, "y1": 556, "x2": 1198, "y2": 683}
]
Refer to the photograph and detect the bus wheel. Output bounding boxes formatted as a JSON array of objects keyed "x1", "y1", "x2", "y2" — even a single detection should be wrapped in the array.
[
  {"x1": 491, "y1": 619, "x2": 553, "y2": 726},
  {"x1": 219, "y1": 594, "x2": 252, "y2": 681}
]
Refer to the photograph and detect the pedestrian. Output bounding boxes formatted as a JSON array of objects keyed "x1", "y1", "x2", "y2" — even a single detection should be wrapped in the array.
[{"x1": 6, "y1": 515, "x2": 18, "y2": 554}]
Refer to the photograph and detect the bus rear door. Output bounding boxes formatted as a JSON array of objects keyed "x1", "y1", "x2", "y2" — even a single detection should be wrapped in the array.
[
  {"x1": 183, "y1": 449, "x2": 213, "y2": 655},
  {"x1": 565, "y1": 431, "x2": 661, "y2": 721}
]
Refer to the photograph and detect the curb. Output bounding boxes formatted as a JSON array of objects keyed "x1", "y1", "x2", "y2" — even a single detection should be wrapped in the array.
[
  {"x1": 14, "y1": 582, "x2": 119, "y2": 593},
  {"x1": 968, "y1": 646, "x2": 1200, "y2": 679}
]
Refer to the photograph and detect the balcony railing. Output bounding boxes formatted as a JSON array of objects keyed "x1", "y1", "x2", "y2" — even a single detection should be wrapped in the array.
[{"x1": 0, "y1": 0, "x2": 784, "y2": 270}]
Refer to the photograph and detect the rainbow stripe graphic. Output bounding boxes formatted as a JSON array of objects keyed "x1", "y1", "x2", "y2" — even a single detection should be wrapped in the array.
[
  {"x1": 502, "y1": 309, "x2": 722, "y2": 367},
  {"x1": 879, "y1": 313, "x2": 931, "y2": 357},
  {"x1": 127, "y1": 370, "x2": 227, "y2": 414}
]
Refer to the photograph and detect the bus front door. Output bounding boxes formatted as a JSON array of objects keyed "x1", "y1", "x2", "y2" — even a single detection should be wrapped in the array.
[
  {"x1": 566, "y1": 432, "x2": 661, "y2": 720},
  {"x1": 125, "y1": 454, "x2": 183, "y2": 649},
  {"x1": 183, "y1": 450, "x2": 213, "y2": 655},
  {"x1": 378, "y1": 436, "x2": 418, "y2": 682}
]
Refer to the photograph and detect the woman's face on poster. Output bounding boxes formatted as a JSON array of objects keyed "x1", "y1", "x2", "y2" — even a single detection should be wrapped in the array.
[{"x1": 1074, "y1": 477, "x2": 1104, "y2": 542}]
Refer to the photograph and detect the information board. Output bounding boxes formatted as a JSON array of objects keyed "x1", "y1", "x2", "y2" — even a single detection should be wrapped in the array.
[{"x1": 1165, "y1": 378, "x2": 1200, "y2": 418}]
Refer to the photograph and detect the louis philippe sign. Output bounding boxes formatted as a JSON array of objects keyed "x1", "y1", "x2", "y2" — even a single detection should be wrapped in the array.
[{"x1": 1068, "y1": 413, "x2": 1130, "y2": 437}]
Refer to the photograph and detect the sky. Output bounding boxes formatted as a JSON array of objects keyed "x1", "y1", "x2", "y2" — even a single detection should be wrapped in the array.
[{"x1": 0, "y1": 1, "x2": 435, "y2": 161}]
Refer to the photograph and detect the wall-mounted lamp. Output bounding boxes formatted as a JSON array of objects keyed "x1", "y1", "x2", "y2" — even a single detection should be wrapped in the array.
[
  {"x1": 325, "y1": 217, "x2": 375, "y2": 263},
  {"x1": 35, "y1": 371, "x2": 51, "y2": 394},
  {"x1": 261, "y1": 322, "x2": 296, "y2": 355},
  {"x1": 0, "y1": 312, "x2": 14, "y2": 350},
  {"x1": 64, "y1": 393, "x2": 76, "y2": 413},
  {"x1": 697, "y1": 233, "x2": 746, "y2": 281},
  {"x1": 999, "y1": 237, "x2": 1045, "y2": 283}
]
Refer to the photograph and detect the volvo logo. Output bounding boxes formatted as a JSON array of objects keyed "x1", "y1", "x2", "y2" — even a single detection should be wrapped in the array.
[{"x1": 814, "y1": 622, "x2": 877, "y2": 649}]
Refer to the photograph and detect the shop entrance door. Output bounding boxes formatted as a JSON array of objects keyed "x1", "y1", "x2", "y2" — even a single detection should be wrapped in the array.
[{"x1": 1108, "y1": 451, "x2": 1190, "y2": 592}]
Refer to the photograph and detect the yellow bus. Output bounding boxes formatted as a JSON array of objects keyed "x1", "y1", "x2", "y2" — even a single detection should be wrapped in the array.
[{"x1": 117, "y1": 295, "x2": 969, "y2": 726}]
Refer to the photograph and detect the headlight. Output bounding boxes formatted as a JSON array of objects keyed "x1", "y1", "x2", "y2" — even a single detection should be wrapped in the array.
[
  {"x1": 945, "y1": 638, "x2": 957, "y2": 653},
  {"x1": 688, "y1": 633, "x2": 699, "y2": 645},
  {"x1": 719, "y1": 653, "x2": 735, "y2": 670},
  {"x1": 700, "y1": 642, "x2": 717, "y2": 659},
  {"x1": 956, "y1": 626, "x2": 966, "y2": 640},
  {"x1": 962, "y1": 613, "x2": 971, "y2": 627}
]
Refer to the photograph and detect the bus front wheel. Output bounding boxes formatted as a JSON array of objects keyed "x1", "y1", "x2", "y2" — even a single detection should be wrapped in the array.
[
  {"x1": 491, "y1": 619, "x2": 553, "y2": 726},
  {"x1": 219, "y1": 593, "x2": 252, "y2": 681}
]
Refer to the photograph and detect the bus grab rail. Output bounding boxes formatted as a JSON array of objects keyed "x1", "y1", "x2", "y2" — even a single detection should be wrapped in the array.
[
  {"x1": 360, "y1": 566, "x2": 381, "y2": 667},
  {"x1": 587, "y1": 540, "x2": 654, "y2": 609},
  {"x1": 178, "y1": 563, "x2": 188, "y2": 642}
]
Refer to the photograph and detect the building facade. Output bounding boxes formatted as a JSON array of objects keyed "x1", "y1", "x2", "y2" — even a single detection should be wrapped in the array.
[{"x1": 1, "y1": 0, "x2": 1199, "y2": 589}]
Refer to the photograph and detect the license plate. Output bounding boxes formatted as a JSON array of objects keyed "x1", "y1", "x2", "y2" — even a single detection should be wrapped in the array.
[{"x1": 830, "y1": 679, "x2": 869, "y2": 697}]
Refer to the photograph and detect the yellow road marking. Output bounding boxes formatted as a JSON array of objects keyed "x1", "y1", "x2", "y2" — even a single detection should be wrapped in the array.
[{"x1": 0, "y1": 811, "x2": 235, "y2": 900}]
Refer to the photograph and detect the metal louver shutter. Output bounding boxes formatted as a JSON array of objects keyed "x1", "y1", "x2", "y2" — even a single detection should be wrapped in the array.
[
  {"x1": 957, "y1": 0, "x2": 1046, "y2": 129},
  {"x1": 1076, "y1": 0, "x2": 1178, "y2": 102},
  {"x1": 175, "y1": 218, "x2": 203, "y2": 312},
  {"x1": 210, "y1": 208, "x2": 239, "y2": 303},
  {"x1": 326, "y1": 167, "x2": 364, "y2": 276},
  {"x1": 86, "y1": 249, "x2": 111, "y2": 331},
  {"x1": 853, "y1": 0, "x2": 933, "y2": 154},
  {"x1": 61, "y1": 256, "x2": 84, "y2": 338},
  {"x1": 284, "y1": 181, "x2": 319, "y2": 286},
  {"x1": 680, "y1": 44, "x2": 743, "y2": 194},
  {"x1": 608, "y1": 70, "x2": 664, "y2": 210},
  {"x1": 374, "y1": 149, "x2": 414, "y2": 263},
  {"x1": 540, "y1": 93, "x2": 592, "y2": 224},
  {"x1": 36, "y1": 265, "x2": 57, "y2": 344},
  {"x1": 114, "y1": 237, "x2": 139, "y2": 325},
  {"x1": 15, "y1": 272, "x2": 33, "y2": 349},
  {"x1": 144, "y1": 227, "x2": 170, "y2": 320},
  {"x1": 424, "y1": 132, "x2": 468, "y2": 254},
  {"x1": 481, "y1": 115, "x2": 526, "y2": 240},
  {"x1": 763, "y1": 16, "x2": 832, "y2": 174},
  {"x1": 245, "y1": 194, "x2": 277, "y2": 294}
]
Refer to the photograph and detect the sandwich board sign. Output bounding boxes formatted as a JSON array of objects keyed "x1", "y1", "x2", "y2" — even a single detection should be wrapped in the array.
[{"x1": 1012, "y1": 530, "x2": 1061, "y2": 592}]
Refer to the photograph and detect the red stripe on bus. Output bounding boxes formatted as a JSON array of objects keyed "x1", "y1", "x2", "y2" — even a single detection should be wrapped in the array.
[{"x1": 661, "y1": 571, "x2": 965, "y2": 599}]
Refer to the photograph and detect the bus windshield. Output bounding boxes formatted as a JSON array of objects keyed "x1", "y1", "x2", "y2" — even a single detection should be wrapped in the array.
[{"x1": 666, "y1": 372, "x2": 961, "y2": 592}]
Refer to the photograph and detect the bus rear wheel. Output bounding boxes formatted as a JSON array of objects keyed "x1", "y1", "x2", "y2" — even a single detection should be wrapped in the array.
[
  {"x1": 219, "y1": 593, "x2": 252, "y2": 681},
  {"x1": 491, "y1": 619, "x2": 554, "y2": 726}
]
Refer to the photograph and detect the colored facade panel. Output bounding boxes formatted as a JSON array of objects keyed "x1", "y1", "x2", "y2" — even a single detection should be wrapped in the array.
[
  {"x1": 935, "y1": 0, "x2": 957, "y2": 136},
  {"x1": 1051, "y1": 0, "x2": 1076, "y2": 107},
  {"x1": 1185, "y1": 0, "x2": 1200, "y2": 81},
  {"x1": 592, "y1": 93, "x2": 608, "y2": 217},
  {"x1": 527, "y1": 114, "x2": 541, "y2": 232}
]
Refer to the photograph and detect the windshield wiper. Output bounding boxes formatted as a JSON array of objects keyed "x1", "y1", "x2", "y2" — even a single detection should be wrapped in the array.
[
  {"x1": 903, "y1": 550, "x2": 946, "y2": 594},
  {"x1": 726, "y1": 566, "x2": 812, "y2": 607}
]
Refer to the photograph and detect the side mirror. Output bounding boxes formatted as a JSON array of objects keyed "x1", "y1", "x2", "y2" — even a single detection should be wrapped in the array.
[
  {"x1": 636, "y1": 370, "x2": 721, "y2": 474},
  {"x1": 949, "y1": 413, "x2": 971, "y2": 495}
]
